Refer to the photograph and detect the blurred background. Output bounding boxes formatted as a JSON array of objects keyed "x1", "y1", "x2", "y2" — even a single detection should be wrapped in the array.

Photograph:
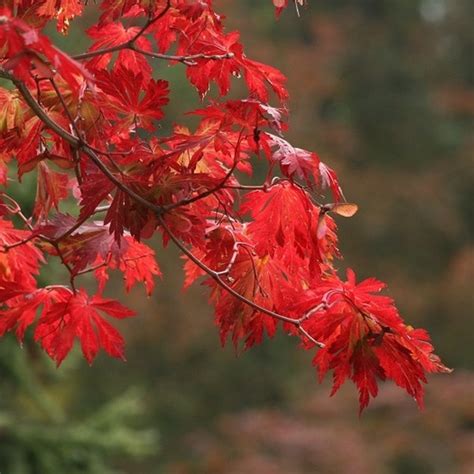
[{"x1": 1, "y1": 0, "x2": 473, "y2": 473}]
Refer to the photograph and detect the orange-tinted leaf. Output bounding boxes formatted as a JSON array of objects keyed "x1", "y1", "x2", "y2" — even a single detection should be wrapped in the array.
[
  {"x1": 324, "y1": 202, "x2": 359, "y2": 218},
  {"x1": 33, "y1": 162, "x2": 69, "y2": 219},
  {"x1": 37, "y1": 0, "x2": 83, "y2": 33}
]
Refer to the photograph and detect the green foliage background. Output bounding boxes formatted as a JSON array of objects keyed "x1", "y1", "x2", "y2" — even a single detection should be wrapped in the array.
[{"x1": 1, "y1": 1, "x2": 472, "y2": 473}]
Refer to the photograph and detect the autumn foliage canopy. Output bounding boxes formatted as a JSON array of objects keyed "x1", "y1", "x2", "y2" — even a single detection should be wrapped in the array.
[{"x1": 0, "y1": 0, "x2": 450, "y2": 412}]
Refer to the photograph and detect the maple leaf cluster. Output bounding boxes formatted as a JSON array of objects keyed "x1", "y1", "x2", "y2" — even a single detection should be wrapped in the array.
[{"x1": 0, "y1": 0, "x2": 450, "y2": 412}]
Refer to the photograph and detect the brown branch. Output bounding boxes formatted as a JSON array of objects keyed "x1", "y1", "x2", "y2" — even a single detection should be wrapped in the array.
[
  {"x1": 94, "y1": 205, "x2": 111, "y2": 213},
  {"x1": 49, "y1": 77, "x2": 85, "y2": 185},
  {"x1": 85, "y1": 145, "x2": 136, "y2": 157},
  {"x1": 131, "y1": 2, "x2": 171, "y2": 41},
  {"x1": 1, "y1": 68, "x2": 325, "y2": 349},
  {"x1": 72, "y1": 44, "x2": 123, "y2": 62},
  {"x1": 75, "y1": 255, "x2": 111, "y2": 277},
  {"x1": 223, "y1": 177, "x2": 285, "y2": 192},
  {"x1": 223, "y1": 183, "x2": 267, "y2": 191},
  {"x1": 1, "y1": 234, "x2": 37, "y2": 251},
  {"x1": 298, "y1": 325, "x2": 323, "y2": 347},
  {"x1": 51, "y1": 241, "x2": 77, "y2": 293}
]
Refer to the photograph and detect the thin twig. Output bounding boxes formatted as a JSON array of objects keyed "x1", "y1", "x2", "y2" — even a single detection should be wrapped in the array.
[
  {"x1": 157, "y1": 212, "x2": 325, "y2": 347},
  {"x1": 49, "y1": 78, "x2": 81, "y2": 139},
  {"x1": 130, "y1": 45, "x2": 234, "y2": 66},
  {"x1": 73, "y1": 1, "x2": 171, "y2": 61},
  {"x1": 298, "y1": 325, "x2": 325, "y2": 349},
  {"x1": 223, "y1": 183, "x2": 267, "y2": 191},
  {"x1": 163, "y1": 128, "x2": 244, "y2": 211}
]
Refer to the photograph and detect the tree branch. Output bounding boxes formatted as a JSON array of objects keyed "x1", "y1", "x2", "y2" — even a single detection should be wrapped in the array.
[
  {"x1": 72, "y1": 0, "x2": 172, "y2": 61},
  {"x1": 130, "y1": 45, "x2": 235, "y2": 66},
  {"x1": 157, "y1": 213, "x2": 325, "y2": 347},
  {"x1": 0, "y1": 68, "x2": 325, "y2": 349},
  {"x1": 0, "y1": 68, "x2": 165, "y2": 217}
]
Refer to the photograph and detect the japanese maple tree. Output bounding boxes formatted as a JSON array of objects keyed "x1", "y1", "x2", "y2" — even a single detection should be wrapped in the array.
[{"x1": 0, "y1": 0, "x2": 450, "y2": 413}]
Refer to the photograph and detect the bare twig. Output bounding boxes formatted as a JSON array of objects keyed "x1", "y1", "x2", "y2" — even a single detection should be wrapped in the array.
[
  {"x1": 223, "y1": 183, "x2": 268, "y2": 191},
  {"x1": 130, "y1": 45, "x2": 235, "y2": 66}
]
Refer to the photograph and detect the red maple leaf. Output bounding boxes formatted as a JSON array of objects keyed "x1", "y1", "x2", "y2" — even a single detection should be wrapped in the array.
[
  {"x1": 0, "y1": 286, "x2": 134, "y2": 365},
  {"x1": 264, "y1": 133, "x2": 320, "y2": 185},
  {"x1": 0, "y1": 217, "x2": 43, "y2": 292},
  {"x1": 98, "y1": 0, "x2": 147, "y2": 24},
  {"x1": 184, "y1": 30, "x2": 243, "y2": 98},
  {"x1": 0, "y1": 10, "x2": 91, "y2": 89},
  {"x1": 37, "y1": 215, "x2": 161, "y2": 295},
  {"x1": 242, "y1": 58, "x2": 289, "y2": 103},
  {"x1": 86, "y1": 22, "x2": 153, "y2": 82},
  {"x1": 211, "y1": 254, "x2": 281, "y2": 350},
  {"x1": 0, "y1": 288, "x2": 48, "y2": 341},
  {"x1": 293, "y1": 269, "x2": 451, "y2": 412},
  {"x1": 184, "y1": 225, "x2": 296, "y2": 350},
  {"x1": 319, "y1": 161, "x2": 344, "y2": 202},
  {"x1": 34, "y1": 288, "x2": 135, "y2": 366},
  {"x1": 94, "y1": 67, "x2": 169, "y2": 133},
  {"x1": 78, "y1": 171, "x2": 115, "y2": 221},
  {"x1": 95, "y1": 236, "x2": 162, "y2": 296},
  {"x1": 240, "y1": 182, "x2": 318, "y2": 272}
]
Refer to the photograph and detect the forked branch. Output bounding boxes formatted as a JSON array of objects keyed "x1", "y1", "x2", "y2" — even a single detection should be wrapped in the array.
[{"x1": 0, "y1": 58, "x2": 325, "y2": 349}]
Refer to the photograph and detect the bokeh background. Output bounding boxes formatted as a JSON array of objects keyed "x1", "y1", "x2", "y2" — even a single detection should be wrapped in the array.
[{"x1": 1, "y1": 0, "x2": 473, "y2": 473}]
